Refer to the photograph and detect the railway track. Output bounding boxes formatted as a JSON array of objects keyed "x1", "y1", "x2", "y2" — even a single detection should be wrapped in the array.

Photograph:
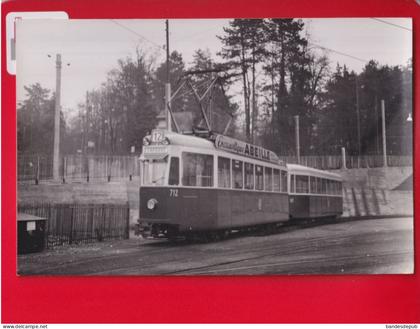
[{"x1": 18, "y1": 216, "x2": 413, "y2": 275}]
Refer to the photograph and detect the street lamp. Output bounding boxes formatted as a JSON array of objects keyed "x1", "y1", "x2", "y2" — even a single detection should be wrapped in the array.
[{"x1": 406, "y1": 113, "x2": 413, "y2": 122}]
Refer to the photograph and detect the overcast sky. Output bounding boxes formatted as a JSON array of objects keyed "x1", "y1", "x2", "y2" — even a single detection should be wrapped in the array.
[{"x1": 16, "y1": 18, "x2": 412, "y2": 115}]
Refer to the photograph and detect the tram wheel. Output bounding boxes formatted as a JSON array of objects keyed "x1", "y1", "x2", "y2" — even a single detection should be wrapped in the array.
[
  {"x1": 185, "y1": 233, "x2": 196, "y2": 243},
  {"x1": 221, "y1": 230, "x2": 230, "y2": 239}
]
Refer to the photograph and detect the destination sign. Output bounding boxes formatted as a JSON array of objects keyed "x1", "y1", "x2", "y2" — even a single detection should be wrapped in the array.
[
  {"x1": 150, "y1": 130, "x2": 165, "y2": 144},
  {"x1": 142, "y1": 145, "x2": 169, "y2": 160},
  {"x1": 143, "y1": 129, "x2": 170, "y2": 147},
  {"x1": 143, "y1": 146, "x2": 169, "y2": 154},
  {"x1": 214, "y1": 134, "x2": 282, "y2": 165}
]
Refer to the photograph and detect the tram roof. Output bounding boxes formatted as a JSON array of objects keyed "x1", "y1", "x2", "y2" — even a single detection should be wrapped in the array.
[
  {"x1": 165, "y1": 132, "x2": 215, "y2": 149},
  {"x1": 286, "y1": 164, "x2": 342, "y2": 181}
]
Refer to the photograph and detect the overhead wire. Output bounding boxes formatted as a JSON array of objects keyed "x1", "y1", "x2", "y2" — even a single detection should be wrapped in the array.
[
  {"x1": 109, "y1": 20, "x2": 164, "y2": 51},
  {"x1": 308, "y1": 42, "x2": 369, "y2": 63},
  {"x1": 370, "y1": 18, "x2": 412, "y2": 32}
]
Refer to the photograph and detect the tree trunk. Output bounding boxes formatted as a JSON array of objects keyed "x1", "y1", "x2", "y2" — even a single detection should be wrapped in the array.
[
  {"x1": 240, "y1": 33, "x2": 250, "y2": 141},
  {"x1": 251, "y1": 46, "x2": 256, "y2": 143}
]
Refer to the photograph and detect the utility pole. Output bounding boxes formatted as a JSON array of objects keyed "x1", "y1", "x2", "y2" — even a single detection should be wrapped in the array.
[
  {"x1": 294, "y1": 115, "x2": 300, "y2": 164},
  {"x1": 374, "y1": 93, "x2": 380, "y2": 154},
  {"x1": 165, "y1": 19, "x2": 172, "y2": 132},
  {"x1": 53, "y1": 53, "x2": 62, "y2": 180},
  {"x1": 355, "y1": 76, "x2": 361, "y2": 158},
  {"x1": 381, "y1": 99, "x2": 387, "y2": 167}
]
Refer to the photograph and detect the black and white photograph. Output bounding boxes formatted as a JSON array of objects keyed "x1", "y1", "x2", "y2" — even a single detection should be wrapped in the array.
[{"x1": 16, "y1": 18, "x2": 413, "y2": 275}]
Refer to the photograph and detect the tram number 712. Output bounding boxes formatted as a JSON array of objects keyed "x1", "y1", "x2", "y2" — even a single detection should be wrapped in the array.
[{"x1": 170, "y1": 189, "x2": 179, "y2": 197}]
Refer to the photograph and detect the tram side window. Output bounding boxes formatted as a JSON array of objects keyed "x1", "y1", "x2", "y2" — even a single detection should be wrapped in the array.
[
  {"x1": 281, "y1": 170, "x2": 288, "y2": 193},
  {"x1": 338, "y1": 181, "x2": 343, "y2": 195},
  {"x1": 244, "y1": 163, "x2": 254, "y2": 190},
  {"x1": 328, "y1": 180, "x2": 333, "y2": 195},
  {"x1": 182, "y1": 152, "x2": 214, "y2": 187},
  {"x1": 255, "y1": 165, "x2": 264, "y2": 190},
  {"x1": 218, "y1": 157, "x2": 231, "y2": 188},
  {"x1": 316, "y1": 177, "x2": 322, "y2": 194},
  {"x1": 265, "y1": 167, "x2": 273, "y2": 191},
  {"x1": 168, "y1": 157, "x2": 179, "y2": 186},
  {"x1": 329, "y1": 180, "x2": 334, "y2": 195},
  {"x1": 333, "y1": 181, "x2": 337, "y2": 194},
  {"x1": 290, "y1": 174, "x2": 295, "y2": 193},
  {"x1": 273, "y1": 169, "x2": 280, "y2": 192},
  {"x1": 321, "y1": 179, "x2": 327, "y2": 194},
  {"x1": 232, "y1": 160, "x2": 243, "y2": 189},
  {"x1": 310, "y1": 176, "x2": 316, "y2": 193},
  {"x1": 335, "y1": 181, "x2": 339, "y2": 195},
  {"x1": 296, "y1": 175, "x2": 309, "y2": 193}
]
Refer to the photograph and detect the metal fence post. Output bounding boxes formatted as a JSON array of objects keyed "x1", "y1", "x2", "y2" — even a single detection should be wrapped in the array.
[
  {"x1": 341, "y1": 147, "x2": 347, "y2": 169},
  {"x1": 105, "y1": 155, "x2": 108, "y2": 181},
  {"x1": 69, "y1": 206, "x2": 74, "y2": 245},
  {"x1": 35, "y1": 156, "x2": 40, "y2": 185},
  {"x1": 126, "y1": 203, "x2": 130, "y2": 239},
  {"x1": 86, "y1": 156, "x2": 90, "y2": 182},
  {"x1": 62, "y1": 156, "x2": 66, "y2": 184},
  {"x1": 381, "y1": 99, "x2": 388, "y2": 168}
]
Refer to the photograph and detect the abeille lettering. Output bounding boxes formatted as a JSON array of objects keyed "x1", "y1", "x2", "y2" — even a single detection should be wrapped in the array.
[{"x1": 215, "y1": 135, "x2": 279, "y2": 164}]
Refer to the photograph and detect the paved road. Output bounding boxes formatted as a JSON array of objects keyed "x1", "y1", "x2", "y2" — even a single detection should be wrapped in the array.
[{"x1": 18, "y1": 217, "x2": 413, "y2": 275}]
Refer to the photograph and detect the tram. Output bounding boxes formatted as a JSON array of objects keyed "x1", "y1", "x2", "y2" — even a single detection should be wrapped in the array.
[
  {"x1": 135, "y1": 129, "x2": 344, "y2": 240},
  {"x1": 287, "y1": 164, "x2": 343, "y2": 219},
  {"x1": 136, "y1": 129, "x2": 290, "y2": 240}
]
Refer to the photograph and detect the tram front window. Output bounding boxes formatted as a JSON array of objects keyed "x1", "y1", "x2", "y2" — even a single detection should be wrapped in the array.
[
  {"x1": 182, "y1": 152, "x2": 214, "y2": 187},
  {"x1": 141, "y1": 158, "x2": 168, "y2": 186}
]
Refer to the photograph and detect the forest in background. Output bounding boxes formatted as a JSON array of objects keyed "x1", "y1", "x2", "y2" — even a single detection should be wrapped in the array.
[{"x1": 17, "y1": 18, "x2": 413, "y2": 158}]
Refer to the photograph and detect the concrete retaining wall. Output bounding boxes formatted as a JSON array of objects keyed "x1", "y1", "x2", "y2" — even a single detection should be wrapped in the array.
[
  {"x1": 342, "y1": 187, "x2": 413, "y2": 217},
  {"x1": 334, "y1": 167, "x2": 413, "y2": 217}
]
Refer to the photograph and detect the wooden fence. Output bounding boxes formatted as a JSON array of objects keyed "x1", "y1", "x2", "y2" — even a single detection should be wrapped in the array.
[
  {"x1": 18, "y1": 155, "x2": 140, "y2": 182},
  {"x1": 18, "y1": 155, "x2": 54, "y2": 181},
  {"x1": 63, "y1": 155, "x2": 140, "y2": 181},
  {"x1": 18, "y1": 203, "x2": 130, "y2": 248},
  {"x1": 279, "y1": 155, "x2": 412, "y2": 170}
]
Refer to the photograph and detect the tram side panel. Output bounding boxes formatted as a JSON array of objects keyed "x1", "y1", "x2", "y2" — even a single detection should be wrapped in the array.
[
  {"x1": 140, "y1": 187, "x2": 290, "y2": 234},
  {"x1": 216, "y1": 190, "x2": 232, "y2": 229},
  {"x1": 289, "y1": 195, "x2": 310, "y2": 219},
  {"x1": 289, "y1": 195, "x2": 343, "y2": 219},
  {"x1": 264, "y1": 193, "x2": 289, "y2": 223},
  {"x1": 230, "y1": 191, "x2": 289, "y2": 227},
  {"x1": 140, "y1": 187, "x2": 219, "y2": 232}
]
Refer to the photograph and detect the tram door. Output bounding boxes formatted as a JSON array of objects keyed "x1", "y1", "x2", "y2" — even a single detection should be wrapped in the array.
[{"x1": 181, "y1": 192, "x2": 199, "y2": 228}]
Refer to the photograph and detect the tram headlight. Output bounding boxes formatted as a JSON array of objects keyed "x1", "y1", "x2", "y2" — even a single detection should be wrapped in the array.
[
  {"x1": 161, "y1": 137, "x2": 170, "y2": 145},
  {"x1": 147, "y1": 198, "x2": 158, "y2": 210}
]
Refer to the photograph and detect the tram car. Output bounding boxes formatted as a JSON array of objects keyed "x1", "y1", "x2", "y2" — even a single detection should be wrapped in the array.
[
  {"x1": 287, "y1": 164, "x2": 343, "y2": 219},
  {"x1": 136, "y1": 129, "x2": 290, "y2": 240}
]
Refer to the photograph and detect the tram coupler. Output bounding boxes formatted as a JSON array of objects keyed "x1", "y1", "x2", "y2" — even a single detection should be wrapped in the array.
[{"x1": 134, "y1": 221, "x2": 152, "y2": 238}]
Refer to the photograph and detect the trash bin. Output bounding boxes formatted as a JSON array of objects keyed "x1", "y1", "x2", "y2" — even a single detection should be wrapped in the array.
[{"x1": 18, "y1": 213, "x2": 47, "y2": 254}]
